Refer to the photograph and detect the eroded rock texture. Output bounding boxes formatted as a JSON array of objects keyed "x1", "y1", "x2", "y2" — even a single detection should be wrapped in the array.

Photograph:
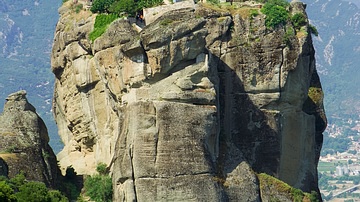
[
  {"x1": 52, "y1": 1, "x2": 326, "y2": 200},
  {"x1": 0, "y1": 90, "x2": 61, "y2": 188}
]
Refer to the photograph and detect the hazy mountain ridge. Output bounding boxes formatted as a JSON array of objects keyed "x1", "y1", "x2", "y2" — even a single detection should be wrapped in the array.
[
  {"x1": 303, "y1": 0, "x2": 360, "y2": 117},
  {"x1": 0, "y1": 0, "x2": 61, "y2": 152}
]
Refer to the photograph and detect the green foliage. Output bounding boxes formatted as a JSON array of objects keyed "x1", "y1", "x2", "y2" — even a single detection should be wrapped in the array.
[
  {"x1": 354, "y1": 178, "x2": 360, "y2": 185},
  {"x1": 62, "y1": 0, "x2": 69, "y2": 3},
  {"x1": 89, "y1": 0, "x2": 163, "y2": 43},
  {"x1": 291, "y1": 13, "x2": 307, "y2": 30},
  {"x1": 48, "y1": 190, "x2": 69, "y2": 202},
  {"x1": 304, "y1": 191, "x2": 320, "y2": 202},
  {"x1": 4, "y1": 146, "x2": 18, "y2": 153},
  {"x1": 283, "y1": 28, "x2": 294, "y2": 46},
  {"x1": 249, "y1": 9, "x2": 259, "y2": 18},
  {"x1": 206, "y1": 0, "x2": 220, "y2": 5},
  {"x1": 84, "y1": 163, "x2": 112, "y2": 202},
  {"x1": 0, "y1": 175, "x2": 8, "y2": 182},
  {"x1": 159, "y1": 18, "x2": 174, "y2": 26},
  {"x1": 309, "y1": 24, "x2": 318, "y2": 36},
  {"x1": 108, "y1": 0, "x2": 137, "y2": 17},
  {"x1": 43, "y1": 151, "x2": 50, "y2": 159},
  {"x1": 61, "y1": 182, "x2": 79, "y2": 200},
  {"x1": 0, "y1": 181, "x2": 17, "y2": 202},
  {"x1": 137, "y1": 0, "x2": 163, "y2": 10},
  {"x1": 90, "y1": 0, "x2": 116, "y2": 13},
  {"x1": 91, "y1": 0, "x2": 163, "y2": 16},
  {"x1": 261, "y1": 0, "x2": 289, "y2": 28},
  {"x1": 15, "y1": 181, "x2": 50, "y2": 202},
  {"x1": 291, "y1": 188, "x2": 304, "y2": 202},
  {"x1": 348, "y1": 150, "x2": 357, "y2": 155},
  {"x1": 321, "y1": 136, "x2": 350, "y2": 156},
  {"x1": 74, "y1": 4, "x2": 83, "y2": 13},
  {"x1": 89, "y1": 14, "x2": 118, "y2": 42},
  {"x1": 0, "y1": 172, "x2": 69, "y2": 202},
  {"x1": 84, "y1": 175, "x2": 112, "y2": 202},
  {"x1": 266, "y1": 0, "x2": 289, "y2": 8},
  {"x1": 308, "y1": 87, "x2": 323, "y2": 106},
  {"x1": 96, "y1": 163, "x2": 108, "y2": 175},
  {"x1": 76, "y1": 195, "x2": 87, "y2": 202},
  {"x1": 257, "y1": 173, "x2": 319, "y2": 202},
  {"x1": 9, "y1": 172, "x2": 26, "y2": 190}
]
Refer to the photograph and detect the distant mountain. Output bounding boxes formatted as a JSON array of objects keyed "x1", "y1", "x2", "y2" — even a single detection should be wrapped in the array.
[
  {"x1": 303, "y1": 0, "x2": 360, "y2": 120},
  {"x1": 0, "y1": 0, "x2": 61, "y2": 152}
]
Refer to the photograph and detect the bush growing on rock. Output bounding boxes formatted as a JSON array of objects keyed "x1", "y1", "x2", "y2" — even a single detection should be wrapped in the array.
[
  {"x1": 90, "y1": 0, "x2": 116, "y2": 13},
  {"x1": 108, "y1": 0, "x2": 137, "y2": 16},
  {"x1": 309, "y1": 24, "x2": 319, "y2": 36},
  {"x1": 0, "y1": 173, "x2": 68, "y2": 202},
  {"x1": 291, "y1": 13, "x2": 307, "y2": 30},
  {"x1": 261, "y1": 0, "x2": 289, "y2": 28},
  {"x1": 84, "y1": 163, "x2": 112, "y2": 202}
]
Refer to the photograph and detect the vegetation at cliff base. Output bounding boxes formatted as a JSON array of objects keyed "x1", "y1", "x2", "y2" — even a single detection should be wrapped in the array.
[
  {"x1": 0, "y1": 181, "x2": 16, "y2": 202},
  {"x1": 0, "y1": 173, "x2": 68, "y2": 202},
  {"x1": 84, "y1": 163, "x2": 112, "y2": 202}
]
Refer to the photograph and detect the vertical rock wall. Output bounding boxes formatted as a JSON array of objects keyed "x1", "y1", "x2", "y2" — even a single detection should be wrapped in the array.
[{"x1": 51, "y1": 1, "x2": 326, "y2": 200}]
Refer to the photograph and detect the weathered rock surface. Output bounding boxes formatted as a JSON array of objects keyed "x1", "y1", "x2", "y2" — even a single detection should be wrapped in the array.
[
  {"x1": 51, "y1": 0, "x2": 326, "y2": 200},
  {"x1": 0, "y1": 90, "x2": 61, "y2": 188}
]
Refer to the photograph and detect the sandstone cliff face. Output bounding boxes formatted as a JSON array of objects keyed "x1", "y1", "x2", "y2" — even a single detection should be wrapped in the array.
[
  {"x1": 0, "y1": 90, "x2": 61, "y2": 188},
  {"x1": 51, "y1": 1, "x2": 326, "y2": 200}
]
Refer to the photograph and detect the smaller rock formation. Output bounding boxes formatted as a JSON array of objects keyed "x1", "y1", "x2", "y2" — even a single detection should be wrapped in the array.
[{"x1": 0, "y1": 90, "x2": 61, "y2": 188}]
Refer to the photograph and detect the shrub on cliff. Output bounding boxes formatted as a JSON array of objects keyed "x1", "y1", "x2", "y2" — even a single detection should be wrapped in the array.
[
  {"x1": 108, "y1": 0, "x2": 137, "y2": 16},
  {"x1": 90, "y1": 0, "x2": 116, "y2": 13},
  {"x1": 261, "y1": 0, "x2": 289, "y2": 28},
  {"x1": 309, "y1": 24, "x2": 319, "y2": 36},
  {"x1": 291, "y1": 13, "x2": 307, "y2": 30},
  {"x1": 137, "y1": 0, "x2": 163, "y2": 10}
]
